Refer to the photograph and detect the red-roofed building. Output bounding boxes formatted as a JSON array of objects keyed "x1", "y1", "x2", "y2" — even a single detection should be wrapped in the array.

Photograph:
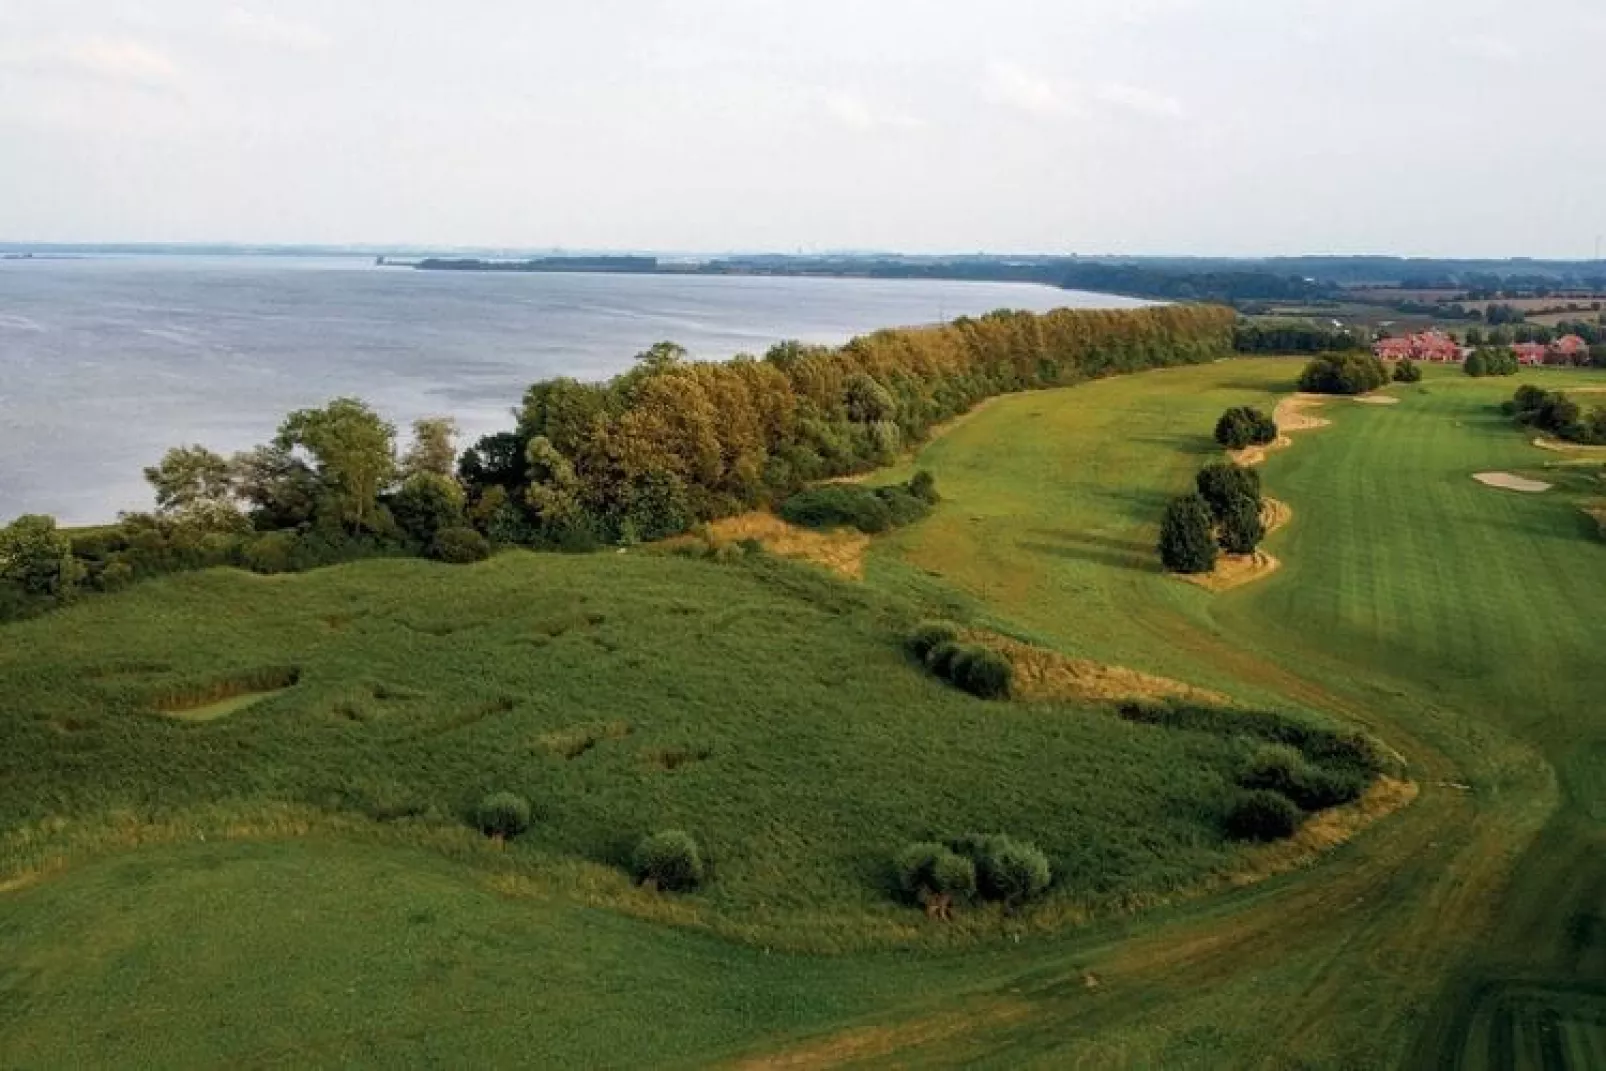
[
  {"x1": 1551, "y1": 334, "x2": 1589, "y2": 363},
  {"x1": 1514, "y1": 343, "x2": 1548, "y2": 366},
  {"x1": 1374, "y1": 331, "x2": 1464, "y2": 362}
]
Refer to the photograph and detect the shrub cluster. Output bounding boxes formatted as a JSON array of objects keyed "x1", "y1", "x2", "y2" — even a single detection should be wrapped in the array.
[
  {"x1": 1213, "y1": 406, "x2": 1278, "y2": 450},
  {"x1": 474, "y1": 792, "x2": 532, "y2": 840},
  {"x1": 1391, "y1": 358, "x2": 1422, "y2": 384},
  {"x1": 1297, "y1": 353, "x2": 1389, "y2": 395},
  {"x1": 779, "y1": 472, "x2": 938, "y2": 534},
  {"x1": 907, "y1": 623, "x2": 1014, "y2": 699},
  {"x1": 1507, "y1": 385, "x2": 1606, "y2": 445},
  {"x1": 632, "y1": 830, "x2": 706, "y2": 892},
  {"x1": 1195, "y1": 461, "x2": 1265, "y2": 556},
  {"x1": 1463, "y1": 347, "x2": 1519, "y2": 377},
  {"x1": 895, "y1": 834, "x2": 1052, "y2": 914},
  {"x1": 1237, "y1": 743, "x2": 1367, "y2": 811}
]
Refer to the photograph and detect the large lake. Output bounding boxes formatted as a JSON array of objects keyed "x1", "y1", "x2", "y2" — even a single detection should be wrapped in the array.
[{"x1": 0, "y1": 257, "x2": 1146, "y2": 524}]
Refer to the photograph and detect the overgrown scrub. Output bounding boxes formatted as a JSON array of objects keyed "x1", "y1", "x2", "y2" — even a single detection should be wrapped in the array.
[
  {"x1": 474, "y1": 792, "x2": 533, "y2": 840},
  {"x1": 1297, "y1": 353, "x2": 1389, "y2": 395},
  {"x1": 632, "y1": 830, "x2": 706, "y2": 892},
  {"x1": 895, "y1": 842, "x2": 977, "y2": 918},
  {"x1": 779, "y1": 474, "x2": 937, "y2": 534},
  {"x1": 1225, "y1": 790, "x2": 1302, "y2": 841},
  {"x1": 949, "y1": 834, "x2": 1053, "y2": 906},
  {"x1": 1237, "y1": 743, "x2": 1367, "y2": 812}
]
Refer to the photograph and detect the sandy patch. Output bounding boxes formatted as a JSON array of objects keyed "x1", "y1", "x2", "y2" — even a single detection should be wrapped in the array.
[
  {"x1": 1260, "y1": 496, "x2": 1292, "y2": 535},
  {"x1": 1473, "y1": 472, "x2": 1552, "y2": 493},
  {"x1": 1179, "y1": 550, "x2": 1280, "y2": 593},
  {"x1": 1568, "y1": 386, "x2": 1606, "y2": 394},
  {"x1": 1352, "y1": 394, "x2": 1400, "y2": 405},
  {"x1": 965, "y1": 632, "x2": 1232, "y2": 706},
  {"x1": 675, "y1": 512, "x2": 871, "y2": 579}
]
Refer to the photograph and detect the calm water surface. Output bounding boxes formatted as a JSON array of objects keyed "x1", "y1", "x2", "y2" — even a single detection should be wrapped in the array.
[{"x1": 0, "y1": 256, "x2": 1145, "y2": 523}]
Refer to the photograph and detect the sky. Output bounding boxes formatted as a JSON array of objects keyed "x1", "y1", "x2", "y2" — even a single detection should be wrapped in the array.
[{"x1": 1, "y1": 0, "x2": 1602, "y2": 258}]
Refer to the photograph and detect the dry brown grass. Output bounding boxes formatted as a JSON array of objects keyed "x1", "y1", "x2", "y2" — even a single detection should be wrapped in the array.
[
  {"x1": 1532, "y1": 436, "x2": 1606, "y2": 458},
  {"x1": 663, "y1": 513, "x2": 871, "y2": 579},
  {"x1": 962, "y1": 631, "x2": 1232, "y2": 706},
  {"x1": 729, "y1": 999, "x2": 1033, "y2": 1070}
]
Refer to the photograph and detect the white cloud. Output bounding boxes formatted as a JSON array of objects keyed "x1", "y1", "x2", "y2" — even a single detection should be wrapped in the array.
[
  {"x1": 58, "y1": 38, "x2": 184, "y2": 89},
  {"x1": 225, "y1": 10, "x2": 331, "y2": 54},
  {"x1": 984, "y1": 61, "x2": 1077, "y2": 117},
  {"x1": 818, "y1": 91, "x2": 927, "y2": 132},
  {"x1": 1450, "y1": 34, "x2": 1521, "y2": 62},
  {"x1": 1095, "y1": 82, "x2": 1185, "y2": 119}
]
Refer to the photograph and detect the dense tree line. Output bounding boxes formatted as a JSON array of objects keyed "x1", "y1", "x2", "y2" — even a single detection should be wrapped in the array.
[
  {"x1": 1, "y1": 304, "x2": 1235, "y2": 619},
  {"x1": 1058, "y1": 264, "x2": 1332, "y2": 305},
  {"x1": 458, "y1": 304, "x2": 1234, "y2": 546},
  {"x1": 1233, "y1": 319, "x2": 1364, "y2": 354}
]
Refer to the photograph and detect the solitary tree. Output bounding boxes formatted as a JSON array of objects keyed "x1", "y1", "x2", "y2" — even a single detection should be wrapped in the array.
[
  {"x1": 1158, "y1": 494, "x2": 1219, "y2": 574},
  {"x1": 1392, "y1": 358, "x2": 1422, "y2": 383}
]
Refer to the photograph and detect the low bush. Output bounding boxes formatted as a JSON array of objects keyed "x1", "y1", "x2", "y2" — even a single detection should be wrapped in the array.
[
  {"x1": 473, "y1": 792, "x2": 532, "y2": 840},
  {"x1": 949, "y1": 834, "x2": 1053, "y2": 906},
  {"x1": 242, "y1": 532, "x2": 298, "y2": 575},
  {"x1": 632, "y1": 830, "x2": 706, "y2": 892},
  {"x1": 1225, "y1": 790, "x2": 1302, "y2": 841},
  {"x1": 1392, "y1": 359, "x2": 1422, "y2": 383},
  {"x1": 778, "y1": 475, "x2": 938, "y2": 535},
  {"x1": 924, "y1": 640, "x2": 965, "y2": 679},
  {"x1": 1464, "y1": 347, "x2": 1518, "y2": 378},
  {"x1": 894, "y1": 842, "x2": 977, "y2": 907},
  {"x1": 949, "y1": 646, "x2": 1013, "y2": 700},
  {"x1": 1238, "y1": 744, "x2": 1365, "y2": 812},
  {"x1": 430, "y1": 527, "x2": 492, "y2": 564},
  {"x1": 906, "y1": 620, "x2": 960, "y2": 661}
]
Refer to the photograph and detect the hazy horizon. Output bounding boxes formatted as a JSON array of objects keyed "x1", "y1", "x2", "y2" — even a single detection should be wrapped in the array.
[{"x1": 3, "y1": 1, "x2": 1603, "y2": 259}]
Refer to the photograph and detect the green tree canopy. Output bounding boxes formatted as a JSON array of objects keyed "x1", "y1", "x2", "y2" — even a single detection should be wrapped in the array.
[{"x1": 275, "y1": 398, "x2": 397, "y2": 533}]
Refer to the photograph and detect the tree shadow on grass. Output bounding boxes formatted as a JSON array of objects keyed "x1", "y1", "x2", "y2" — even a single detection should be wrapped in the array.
[
  {"x1": 1122, "y1": 432, "x2": 1219, "y2": 457},
  {"x1": 1018, "y1": 529, "x2": 1161, "y2": 574}
]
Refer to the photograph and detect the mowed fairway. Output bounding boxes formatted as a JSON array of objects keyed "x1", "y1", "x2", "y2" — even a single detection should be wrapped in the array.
[{"x1": 1, "y1": 359, "x2": 1602, "y2": 1067}]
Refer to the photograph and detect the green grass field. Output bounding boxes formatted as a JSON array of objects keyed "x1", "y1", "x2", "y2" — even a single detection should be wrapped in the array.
[{"x1": 2, "y1": 359, "x2": 1602, "y2": 1067}]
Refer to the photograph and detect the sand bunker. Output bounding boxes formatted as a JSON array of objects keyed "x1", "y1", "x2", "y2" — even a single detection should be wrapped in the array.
[
  {"x1": 1473, "y1": 472, "x2": 1552, "y2": 493},
  {"x1": 963, "y1": 631, "x2": 1231, "y2": 706},
  {"x1": 1351, "y1": 395, "x2": 1400, "y2": 405},
  {"x1": 1230, "y1": 395, "x2": 1330, "y2": 467}
]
